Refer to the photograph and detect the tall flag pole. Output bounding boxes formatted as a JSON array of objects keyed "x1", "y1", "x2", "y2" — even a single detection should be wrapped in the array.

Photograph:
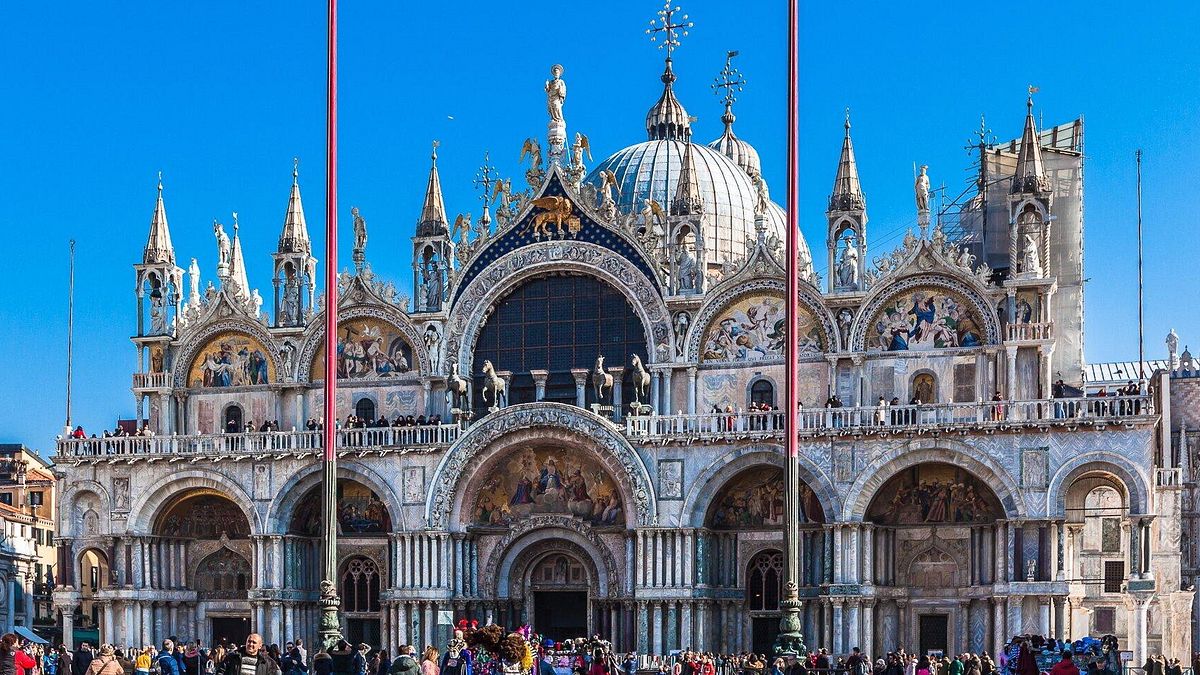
[
  {"x1": 318, "y1": 0, "x2": 344, "y2": 650},
  {"x1": 64, "y1": 239, "x2": 75, "y2": 437},
  {"x1": 1136, "y1": 149, "x2": 1144, "y2": 382},
  {"x1": 775, "y1": 0, "x2": 807, "y2": 656}
]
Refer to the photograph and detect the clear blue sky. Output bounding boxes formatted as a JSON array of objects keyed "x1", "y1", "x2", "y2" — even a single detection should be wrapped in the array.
[{"x1": 2, "y1": 1, "x2": 1197, "y2": 453}]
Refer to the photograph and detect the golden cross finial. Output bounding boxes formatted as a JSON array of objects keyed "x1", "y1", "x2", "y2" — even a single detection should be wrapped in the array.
[
  {"x1": 432, "y1": 140, "x2": 440, "y2": 163},
  {"x1": 474, "y1": 151, "x2": 496, "y2": 205},
  {"x1": 292, "y1": 157, "x2": 299, "y2": 185},
  {"x1": 646, "y1": 2, "x2": 694, "y2": 61},
  {"x1": 711, "y1": 50, "x2": 745, "y2": 108}
]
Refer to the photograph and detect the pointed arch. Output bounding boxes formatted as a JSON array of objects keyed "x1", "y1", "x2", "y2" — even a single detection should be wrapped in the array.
[{"x1": 686, "y1": 279, "x2": 836, "y2": 362}]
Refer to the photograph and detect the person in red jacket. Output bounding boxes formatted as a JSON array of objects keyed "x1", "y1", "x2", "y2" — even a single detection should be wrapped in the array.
[
  {"x1": 1048, "y1": 651, "x2": 1079, "y2": 675},
  {"x1": 0, "y1": 634, "x2": 37, "y2": 675}
]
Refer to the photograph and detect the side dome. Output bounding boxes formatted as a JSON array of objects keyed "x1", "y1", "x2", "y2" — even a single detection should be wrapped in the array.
[
  {"x1": 586, "y1": 140, "x2": 812, "y2": 269},
  {"x1": 707, "y1": 104, "x2": 761, "y2": 177}
]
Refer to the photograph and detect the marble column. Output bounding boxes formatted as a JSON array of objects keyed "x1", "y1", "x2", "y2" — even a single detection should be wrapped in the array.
[
  {"x1": 832, "y1": 599, "x2": 845, "y2": 655},
  {"x1": 571, "y1": 369, "x2": 589, "y2": 408},
  {"x1": 61, "y1": 606, "x2": 76, "y2": 650},
  {"x1": 1007, "y1": 595, "x2": 1024, "y2": 637},
  {"x1": 530, "y1": 370, "x2": 549, "y2": 401},
  {"x1": 637, "y1": 602, "x2": 649, "y2": 653},
  {"x1": 862, "y1": 524, "x2": 874, "y2": 586},
  {"x1": 609, "y1": 367, "x2": 625, "y2": 421},
  {"x1": 992, "y1": 598, "x2": 1005, "y2": 656},
  {"x1": 686, "y1": 367, "x2": 698, "y2": 415},
  {"x1": 1131, "y1": 593, "x2": 1153, "y2": 668},
  {"x1": 847, "y1": 600, "x2": 861, "y2": 651},
  {"x1": 661, "y1": 368, "x2": 673, "y2": 415}
]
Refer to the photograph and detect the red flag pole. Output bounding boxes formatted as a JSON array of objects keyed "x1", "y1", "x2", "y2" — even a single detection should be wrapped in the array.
[
  {"x1": 318, "y1": 0, "x2": 343, "y2": 650},
  {"x1": 776, "y1": 0, "x2": 807, "y2": 656}
]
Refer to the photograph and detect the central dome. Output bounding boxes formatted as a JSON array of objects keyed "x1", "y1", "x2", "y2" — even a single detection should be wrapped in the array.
[{"x1": 586, "y1": 140, "x2": 811, "y2": 268}]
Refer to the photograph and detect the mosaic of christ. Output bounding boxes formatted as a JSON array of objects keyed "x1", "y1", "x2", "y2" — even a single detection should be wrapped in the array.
[
  {"x1": 869, "y1": 287, "x2": 985, "y2": 352},
  {"x1": 472, "y1": 447, "x2": 623, "y2": 527}
]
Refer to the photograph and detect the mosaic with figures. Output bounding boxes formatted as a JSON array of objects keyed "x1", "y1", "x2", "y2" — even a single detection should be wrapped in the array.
[
  {"x1": 867, "y1": 463, "x2": 1003, "y2": 525},
  {"x1": 707, "y1": 466, "x2": 824, "y2": 528},
  {"x1": 701, "y1": 295, "x2": 822, "y2": 362},
  {"x1": 311, "y1": 317, "x2": 415, "y2": 380},
  {"x1": 187, "y1": 332, "x2": 274, "y2": 387},
  {"x1": 868, "y1": 287, "x2": 985, "y2": 351},
  {"x1": 472, "y1": 447, "x2": 623, "y2": 527}
]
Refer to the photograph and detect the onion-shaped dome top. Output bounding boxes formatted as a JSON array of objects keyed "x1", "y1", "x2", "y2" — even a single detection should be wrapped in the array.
[
  {"x1": 706, "y1": 104, "x2": 761, "y2": 177},
  {"x1": 586, "y1": 140, "x2": 812, "y2": 269},
  {"x1": 645, "y1": 59, "x2": 692, "y2": 141}
]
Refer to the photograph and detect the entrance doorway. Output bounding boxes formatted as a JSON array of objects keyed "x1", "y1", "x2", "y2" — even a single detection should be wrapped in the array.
[
  {"x1": 751, "y1": 617, "x2": 779, "y2": 655},
  {"x1": 534, "y1": 591, "x2": 587, "y2": 641},
  {"x1": 346, "y1": 618, "x2": 381, "y2": 650},
  {"x1": 918, "y1": 614, "x2": 948, "y2": 656},
  {"x1": 211, "y1": 616, "x2": 251, "y2": 647}
]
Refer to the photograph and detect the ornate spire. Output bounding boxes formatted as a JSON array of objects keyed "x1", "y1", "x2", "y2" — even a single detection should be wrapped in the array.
[
  {"x1": 829, "y1": 110, "x2": 865, "y2": 212},
  {"x1": 672, "y1": 140, "x2": 704, "y2": 215},
  {"x1": 143, "y1": 172, "x2": 176, "y2": 264},
  {"x1": 229, "y1": 213, "x2": 251, "y2": 301},
  {"x1": 417, "y1": 141, "x2": 449, "y2": 237},
  {"x1": 645, "y1": 3, "x2": 694, "y2": 141},
  {"x1": 707, "y1": 51, "x2": 760, "y2": 176},
  {"x1": 1011, "y1": 87, "x2": 1049, "y2": 194},
  {"x1": 277, "y1": 158, "x2": 312, "y2": 255}
]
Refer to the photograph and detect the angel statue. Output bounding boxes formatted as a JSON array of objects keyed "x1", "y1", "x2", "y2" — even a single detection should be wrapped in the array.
[
  {"x1": 491, "y1": 177, "x2": 512, "y2": 207},
  {"x1": 520, "y1": 138, "x2": 542, "y2": 169},
  {"x1": 571, "y1": 132, "x2": 592, "y2": 171},
  {"x1": 597, "y1": 169, "x2": 620, "y2": 221},
  {"x1": 640, "y1": 198, "x2": 666, "y2": 249},
  {"x1": 452, "y1": 213, "x2": 472, "y2": 247}
]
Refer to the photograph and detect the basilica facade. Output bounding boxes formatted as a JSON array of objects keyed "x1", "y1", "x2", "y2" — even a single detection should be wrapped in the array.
[{"x1": 52, "y1": 49, "x2": 1190, "y2": 664}]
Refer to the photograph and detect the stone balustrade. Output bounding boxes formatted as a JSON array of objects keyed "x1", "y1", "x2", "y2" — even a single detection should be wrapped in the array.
[
  {"x1": 132, "y1": 372, "x2": 172, "y2": 388},
  {"x1": 626, "y1": 394, "x2": 1155, "y2": 441},
  {"x1": 55, "y1": 423, "x2": 461, "y2": 460},
  {"x1": 1006, "y1": 321, "x2": 1054, "y2": 341}
]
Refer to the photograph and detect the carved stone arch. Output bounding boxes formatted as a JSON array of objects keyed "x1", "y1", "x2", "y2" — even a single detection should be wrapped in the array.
[
  {"x1": 502, "y1": 539, "x2": 601, "y2": 600},
  {"x1": 127, "y1": 470, "x2": 262, "y2": 536},
  {"x1": 1047, "y1": 453, "x2": 1149, "y2": 518},
  {"x1": 849, "y1": 272, "x2": 1001, "y2": 352},
  {"x1": 686, "y1": 278, "x2": 837, "y2": 363},
  {"x1": 427, "y1": 403, "x2": 656, "y2": 530},
  {"x1": 483, "y1": 514, "x2": 620, "y2": 598},
  {"x1": 746, "y1": 374, "x2": 779, "y2": 408},
  {"x1": 683, "y1": 445, "x2": 839, "y2": 527},
  {"x1": 1011, "y1": 197, "x2": 1049, "y2": 221},
  {"x1": 841, "y1": 443, "x2": 1023, "y2": 522},
  {"x1": 296, "y1": 304, "x2": 432, "y2": 381},
  {"x1": 171, "y1": 318, "x2": 282, "y2": 388},
  {"x1": 61, "y1": 482, "x2": 109, "y2": 539},
  {"x1": 267, "y1": 461, "x2": 404, "y2": 533},
  {"x1": 445, "y1": 241, "x2": 673, "y2": 372}
]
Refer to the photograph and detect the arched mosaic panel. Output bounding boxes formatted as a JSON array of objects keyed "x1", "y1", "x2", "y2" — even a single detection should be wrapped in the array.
[
  {"x1": 862, "y1": 282, "x2": 990, "y2": 352},
  {"x1": 472, "y1": 445, "x2": 624, "y2": 528},
  {"x1": 705, "y1": 466, "x2": 825, "y2": 529},
  {"x1": 186, "y1": 331, "x2": 275, "y2": 388},
  {"x1": 311, "y1": 317, "x2": 416, "y2": 381}
]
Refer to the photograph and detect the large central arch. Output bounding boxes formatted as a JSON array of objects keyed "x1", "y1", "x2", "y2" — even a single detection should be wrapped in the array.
[
  {"x1": 446, "y1": 241, "x2": 673, "y2": 371},
  {"x1": 426, "y1": 403, "x2": 657, "y2": 529}
]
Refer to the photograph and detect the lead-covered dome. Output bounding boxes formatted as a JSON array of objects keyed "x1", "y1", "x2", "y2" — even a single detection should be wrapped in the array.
[{"x1": 586, "y1": 140, "x2": 811, "y2": 268}]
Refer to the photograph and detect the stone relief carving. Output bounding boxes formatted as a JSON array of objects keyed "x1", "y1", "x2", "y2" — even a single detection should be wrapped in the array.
[{"x1": 479, "y1": 513, "x2": 621, "y2": 599}]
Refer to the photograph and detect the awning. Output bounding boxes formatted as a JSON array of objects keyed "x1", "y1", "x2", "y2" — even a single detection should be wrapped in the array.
[{"x1": 12, "y1": 626, "x2": 47, "y2": 644}]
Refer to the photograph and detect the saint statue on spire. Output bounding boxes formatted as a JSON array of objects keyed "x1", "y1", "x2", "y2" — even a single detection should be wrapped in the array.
[{"x1": 546, "y1": 64, "x2": 567, "y2": 158}]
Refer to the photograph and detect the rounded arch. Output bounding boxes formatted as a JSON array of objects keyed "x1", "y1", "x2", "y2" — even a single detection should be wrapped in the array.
[
  {"x1": 683, "y1": 446, "x2": 839, "y2": 527},
  {"x1": 63, "y1": 484, "x2": 109, "y2": 539},
  {"x1": 1047, "y1": 454, "x2": 1149, "y2": 518},
  {"x1": 427, "y1": 403, "x2": 656, "y2": 530},
  {"x1": 841, "y1": 443, "x2": 1024, "y2": 522},
  {"x1": 747, "y1": 375, "x2": 777, "y2": 408},
  {"x1": 507, "y1": 541, "x2": 598, "y2": 598},
  {"x1": 127, "y1": 470, "x2": 262, "y2": 536},
  {"x1": 267, "y1": 461, "x2": 404, "y2": 533},
  {"x1": 77, "y1": 547, "x2": 111, "y2": 594},
  {"x1": 484, "y1": 515, "x2": 620, "y2": 599},
  {"x1": 909, "y1": 369, "x2": 939, "y2": 403},
  {"x1": 686, "y1": 279, "x2": 837, "y2": 362},
  {"x1": 172, "y1": 319, "x2": 282, "y2": 388},
  {"x1": 849, "y1": 273, "x2": 1001, "y2": 352},
  {"x1": 446, "y1": 241, "x2": 673, "y2": 372},
  {"x1": 297, "y1": 304, "x2": 431, "y2": 381}
]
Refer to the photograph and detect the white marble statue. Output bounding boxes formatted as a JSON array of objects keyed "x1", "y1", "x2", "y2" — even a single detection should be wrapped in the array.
[
  {"x1": 188, "y1": 258, "x2": 201, "y2": 306},
  {"x1": 1168, "y1": 329, "x2": 1180, "y2": 369},
  {"x1": 751, "y1": 169, "x2": 770, "y2": 216},
  {"x1": 546, "y1": 64, "x2": 566, "y2": 125},
  {"x1": 352, "y1": 206, "x2": 367, "y2": 252},
  {"x1": 571, "y1": 132, "x2": 591, "y2": 170},
  {"x1": 213, "y1": 221, "x2": 231, "y2": 273},
  {"x1": 423, "y1": 261, "x2": 443, "y2": 310},
  {"x1": 836, "y1": 236, "x2": 860, "y2": 289},
  {"x1": 674, "y1": 312, "x2": 689, "y2": 357},
  {"x1": 915, "y1": 164, "x2": 930, "y2": 213},
  {"x1": 1021, "y1": 233, "x2": 1043, "y2": 277},
  {"x1": 676, "y1": 245, "x2": 698, "y2": 292},
  {"x1": 251, "y1": 289, "x2": 264, "y2": 318}
]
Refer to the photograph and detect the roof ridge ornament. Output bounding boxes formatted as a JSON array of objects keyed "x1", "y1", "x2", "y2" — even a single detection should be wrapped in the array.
[
  {"x1": 712, "y1": 49, "x2": 745, "y2": 124},
  {"x1": 546, "y1": 64, "x2": 567, "y2": 164},
  {"x1": 644, "y1": 2, "x2": 695, "y2": 141}
]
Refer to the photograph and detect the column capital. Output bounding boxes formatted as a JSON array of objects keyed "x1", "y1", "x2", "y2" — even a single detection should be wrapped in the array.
[
  {"x1": 569, "y1": 368, "x2": 589, "y2": 385},
  {"x1": 529, "y1": 369, "x2": 550, "y2": 383},
  {"x1": 686, "y1": 366, "x2": 698, "y2": 377}
]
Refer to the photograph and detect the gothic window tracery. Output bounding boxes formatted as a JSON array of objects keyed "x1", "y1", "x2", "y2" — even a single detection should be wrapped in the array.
[
  {"x1": 745, "y1": 549, "x2": 782, "y2": 611},
  {"x1": 340, "y1": 557, "x2": 381, "y2": 613}
]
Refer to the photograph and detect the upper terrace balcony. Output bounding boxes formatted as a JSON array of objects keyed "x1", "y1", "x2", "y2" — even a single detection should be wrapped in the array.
[{"x1": 55, "y1": 394, "x2": 1155, "y2": 462}]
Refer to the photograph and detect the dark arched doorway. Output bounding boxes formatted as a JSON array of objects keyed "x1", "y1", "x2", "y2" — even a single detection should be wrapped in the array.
[
  {"x1": 529, "y1": 552, "x2": 590, "y2": 641},
  {"x1": 746, "y1": 549, "x2": 783, "y2": 654}
]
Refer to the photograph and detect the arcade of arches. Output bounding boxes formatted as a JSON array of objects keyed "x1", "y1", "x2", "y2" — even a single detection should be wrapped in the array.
[{"x1": 59, "y1": 453, "x2": 1174, "y2": 660}]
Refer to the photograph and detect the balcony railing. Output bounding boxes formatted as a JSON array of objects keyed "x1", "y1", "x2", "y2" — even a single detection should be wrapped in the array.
[
  {"x1": 1006, "y1": 322, "x2": 1054, "y2": 341},
  {"x1": 132, "y1": 372, "x2": 172, "y2": 388},
  {"x1": 1157, "y1": 467, "x2": 1183, "y2": 487},
  {"x1": 56, "y1": 424, "x2": 461, "y2": 459},
  {"x1": 626, "y1": 395, "x2": 1154, "y2": 440}
]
